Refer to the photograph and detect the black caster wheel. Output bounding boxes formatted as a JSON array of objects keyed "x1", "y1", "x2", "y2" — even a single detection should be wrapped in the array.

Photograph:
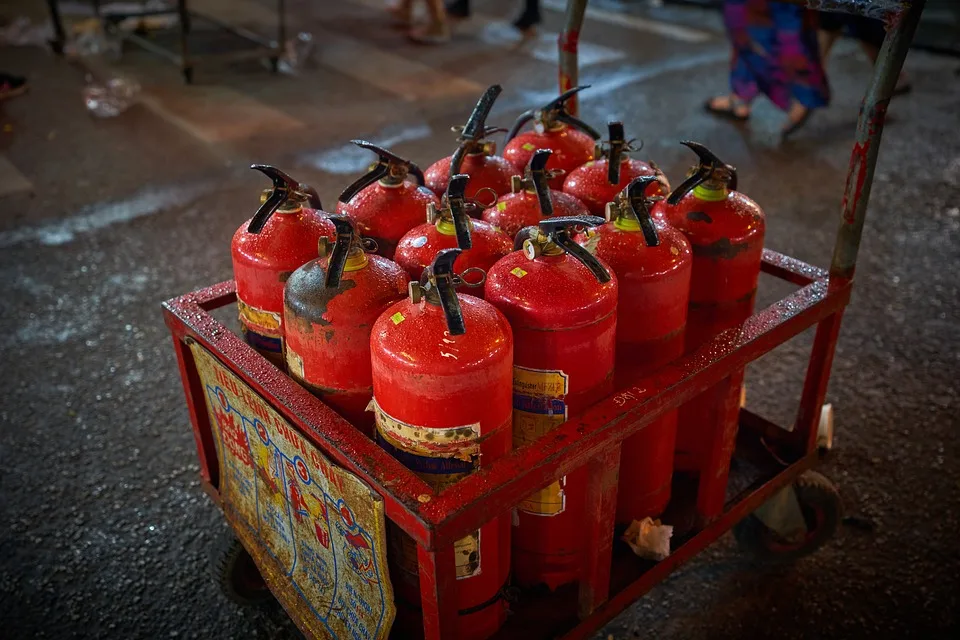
[
  {"x1": 182, "y1": 66, "x2": 194, "y2": 85},
  {"x1": 213, "y1": 533, "x2": 273, "y2": 606},
  {"x1": 733, "y1": 470, "x2": 842, "y2": 563}
]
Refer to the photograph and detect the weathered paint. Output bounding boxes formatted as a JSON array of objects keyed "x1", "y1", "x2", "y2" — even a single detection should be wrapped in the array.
[
  {"x1": 371, "y1": 293, "x2": 514, "y2": 639},
  {"x1": 584, "y1": 219, "x2": 692, "y2": 523},
  {"x1": 232, "y1": 203, "x2": 335, "y2": 367},
  {"x1": 283, "y1": 253, "x2": 409, "y2": 435},
  {"x1": 485, "y1": 249, "x2": 618, "y2": 590},
  {"x1": 190, "y1": 342, "x2": 396, "y2": 640},
  {"x1": 661, "y1": 180, "x2": 765, "y2": 504},
  {"x1": 337, "y1": 181, "x2": 440, "y2": 260}
]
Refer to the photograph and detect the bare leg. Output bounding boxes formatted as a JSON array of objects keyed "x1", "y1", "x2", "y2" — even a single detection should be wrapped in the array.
[
  {"x1": 818, "y1": 29, "x2": 841, "y2": 61},
  {"x1": 409, "y1": 0, "x2": 451, "y2": 44}
]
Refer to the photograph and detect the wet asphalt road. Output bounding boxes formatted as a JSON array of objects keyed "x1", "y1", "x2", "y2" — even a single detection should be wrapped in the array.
[{"x1": 1, "y1": 0, "x2": 958, "y2": 638}]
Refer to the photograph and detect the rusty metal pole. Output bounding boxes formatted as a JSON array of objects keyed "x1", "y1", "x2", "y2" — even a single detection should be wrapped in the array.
[
  {"x1": 830, "y1": 0, "x2": 925, "y2": 284},
  {"x1": 559, "y1": 0, "x2": 589, "y2": 116}
]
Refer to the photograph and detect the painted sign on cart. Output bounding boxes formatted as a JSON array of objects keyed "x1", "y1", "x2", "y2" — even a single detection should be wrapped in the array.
[{"x1": 189, "y1": 342, "x2": 395, "y2": 640}]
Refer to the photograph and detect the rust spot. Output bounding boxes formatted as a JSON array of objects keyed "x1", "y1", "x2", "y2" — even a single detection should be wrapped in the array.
[
  {"x1": 324, "y1": 330, "x2": 334, "y2": 343},
  {"x1": 687, "y1": 210, "x2": 712, "y2": 223},
  {"x1": 692, "y1": 237, "x2": 751, "y2": 260},
  {"x1": 284, "y1": 261, "x2": 357, "y2": 327}
]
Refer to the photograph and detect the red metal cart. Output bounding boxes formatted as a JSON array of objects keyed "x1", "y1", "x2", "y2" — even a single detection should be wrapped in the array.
[{"x1": 162, "y1": 0, "x2": 924, "y2": 637}]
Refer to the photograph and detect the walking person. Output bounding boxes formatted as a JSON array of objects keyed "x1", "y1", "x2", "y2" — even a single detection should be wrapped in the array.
[
  {"x1": 446, "y1": 1, "x2": 543, "y2": 37},
  {"x1": 387, "y1": 0, "x2": 451, "y2": 44},
  {"x1": 704, "y1": 0, "x2": 830, "y2": 140}
]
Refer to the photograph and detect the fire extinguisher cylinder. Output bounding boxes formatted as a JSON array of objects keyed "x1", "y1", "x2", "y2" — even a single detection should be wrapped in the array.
[
  {"x1": 662, "y1": 141, "x2": 766, "y2": 510},
  {"x1": 424, "y1": 85, "x2": 519, "y2": 201},
  {"x1": 394, "y1": 173, "x2": 511, "y2": 291},
  {"x1": 563, "y1": 121, "x2": 671, "y2": 217},
  {"x1": 283, "y1": 216, "x2": 409, "y2": 436},
  {"x1": 502, "y1": 85, "x2": 600, "y2": 190},
  {"x1": 482, "y1": 148, "x2": 590, "y2": 239},
  {"x1": 585, "y1": 175, "x2": 693, "y2": 523},
  {"x1": 336, "y1": 140, "x2": 440, "y2": 260},
  {"x1": 371, "y1": 248, "x2": 514, "y2": 639},
  {"x1": 231, "y1": 164, "x2": 335, "y2": 368},
  {"x1": 485, "y1": 215, "x2": 617, "y2": 590}
]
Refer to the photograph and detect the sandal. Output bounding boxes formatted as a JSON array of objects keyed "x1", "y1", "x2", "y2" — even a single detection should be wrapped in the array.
[{"x1": 703, "y1": 96, "x2": 750, "y2": 122}]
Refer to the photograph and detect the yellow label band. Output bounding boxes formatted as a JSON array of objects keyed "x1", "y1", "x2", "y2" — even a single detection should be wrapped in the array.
[
  {"x1": 512, "y1": 366, "x2": 569, "y2": 516},
  {"x1": 372, "y1": 400, "x2": 482, "y2": 579}
]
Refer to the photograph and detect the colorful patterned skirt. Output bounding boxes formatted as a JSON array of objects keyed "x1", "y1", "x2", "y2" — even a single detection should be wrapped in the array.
[{"x1": 724, "y1": 0, "x2": 831, "y2": 111}]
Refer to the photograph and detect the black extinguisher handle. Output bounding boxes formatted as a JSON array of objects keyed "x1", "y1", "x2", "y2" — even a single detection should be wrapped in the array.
[
  {"x1": 528, "y1": 148, "x2": 554, "y2": 217},
  {"x1": 446, "y1": 173, "x2": 474, "y2": 250},
  {"x1": 504, "y1": 85, "x2": 600, "y2": 144},
  {"x1": 626, "y1": 175, "x2": 661, "y2": 248},
  {"x1": 606, "y1": 121, "x2": 626, "y2": 186},
  {"x1": 537, "y1": 215, "x2": 611, "y2": 283},
  {"x1": 451, "y1": 85, "x2": 503, "y2": 174},
  {"x1": 324, "y1": 215, "x2": 356, "y2": 289},
  {"x1": 248, "y1": 164, "x2": 323, "y2": 234},
  {"x1": 429, "y1": 248, "x2": 467, "y2": 336},
  {"x1": 666, "y1": 140, "x2": 739, "y2": 206},
  {"x1": 338, "y1": 140, "x2": 425, "y2": 204}
]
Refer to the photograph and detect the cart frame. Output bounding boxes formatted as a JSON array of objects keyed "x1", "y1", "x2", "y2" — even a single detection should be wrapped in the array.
[{"x1": 162, "y1": 0, "x2": 924, "y2": 637}]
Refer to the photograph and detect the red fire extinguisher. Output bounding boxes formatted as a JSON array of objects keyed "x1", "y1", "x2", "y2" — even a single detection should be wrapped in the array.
[
  {"x1": 232, "y1": 164, "x2": 334, "y2": 367},
  {"x1": 502, "y1": 85, "x2": 600, "y2": 190},
  {"x1": 481, "y1": 148, "x2": 590, "y2": 240},
  {"x1": 371, "y1": 248, "x2": 514, "y2": 640},
  {"x1": 283, "y1": 216, "x2": 409, "y2": 436},
  {"x1": 394, "y1": 174, "x2": 512, "y2": 288},
  {"x1": 563, "y1": 121, "x2": 670, "y2": 217},
  {"x1": 424, "y1": 85, "x2": 518, "y2": 201},
  {"x1": 661, "y1": 141, "x2": 766, "y2": 513},
  {"x1": 485, "y1": 215, "x2": 617, "y2": 590},
  {"x1": 580, "y1": 176, "x2": 692, "y2": 523},
  {"x1": 336, "y1": 140, "x2": 440, "y2": 260}
]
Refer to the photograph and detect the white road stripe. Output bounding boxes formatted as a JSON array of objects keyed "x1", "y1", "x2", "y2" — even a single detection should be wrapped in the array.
[
  {"x1": 313, "y1": 29, "x2": 484, "y2": 101},
  {"x1": 0, "y1": 182, "x2": 214, "y2": 248},
  {"x1": 0, "y1": 155, "x2": 33, "y2": 198},
  {"x1": 541, "y1": 0, "x2": 712, "y2": 44},
  {"x1": 137, "y1": 85, "x2": 305, "y2": 144},
  {"x1": 511, "y1": 50, "x2": 728, "y2": 108},
  {"x1": 299, "y1": 122, "x2": 434, "y2": 175}
]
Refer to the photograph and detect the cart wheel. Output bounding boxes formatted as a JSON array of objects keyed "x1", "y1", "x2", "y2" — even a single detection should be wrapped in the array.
[
  {"x1": 214, "y1": 533, "x2": 272, "y2": 606},
  {"x1": 733, "y1": 470, "x2": 842, "y2": 563}
]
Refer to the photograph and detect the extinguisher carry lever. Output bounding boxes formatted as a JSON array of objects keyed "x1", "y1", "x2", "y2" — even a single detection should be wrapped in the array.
[
  {"x1": 338, "y1": 140, "x2": 426, "y2": 204},
  {"x1": 622, "y1": 175, "x2": 662, "y2": 247},
  {"x1": 322, "y1": 215, "x2": 361, "y2": 289},
  {"x1": 248, "y1": 164, "x2": 324, "y2": 234},
  {"x1": 533, "y1": 215, "x2": 612, "y2": 283},
  {"x1": 425, "y1": 248, "x2": 467, "y2": 336},
  {"x1": 666, "y1": 140, "x2": 739, "y2": 206},
  {"x1": 509, "y1": 148, "x2": 555, "y2": 216},
  {"x1": 597, "y1": 122, "x2": 642, "y2": 186},
  {"x1": 504, "y1": 85, "x2": 600, "y2": 143},
  {"x1": 443, "y1": 173, "x2": 474, "y2": 250},
  {"x1": 451, "y1": 85, "x2": 504, "y2": 174}
]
